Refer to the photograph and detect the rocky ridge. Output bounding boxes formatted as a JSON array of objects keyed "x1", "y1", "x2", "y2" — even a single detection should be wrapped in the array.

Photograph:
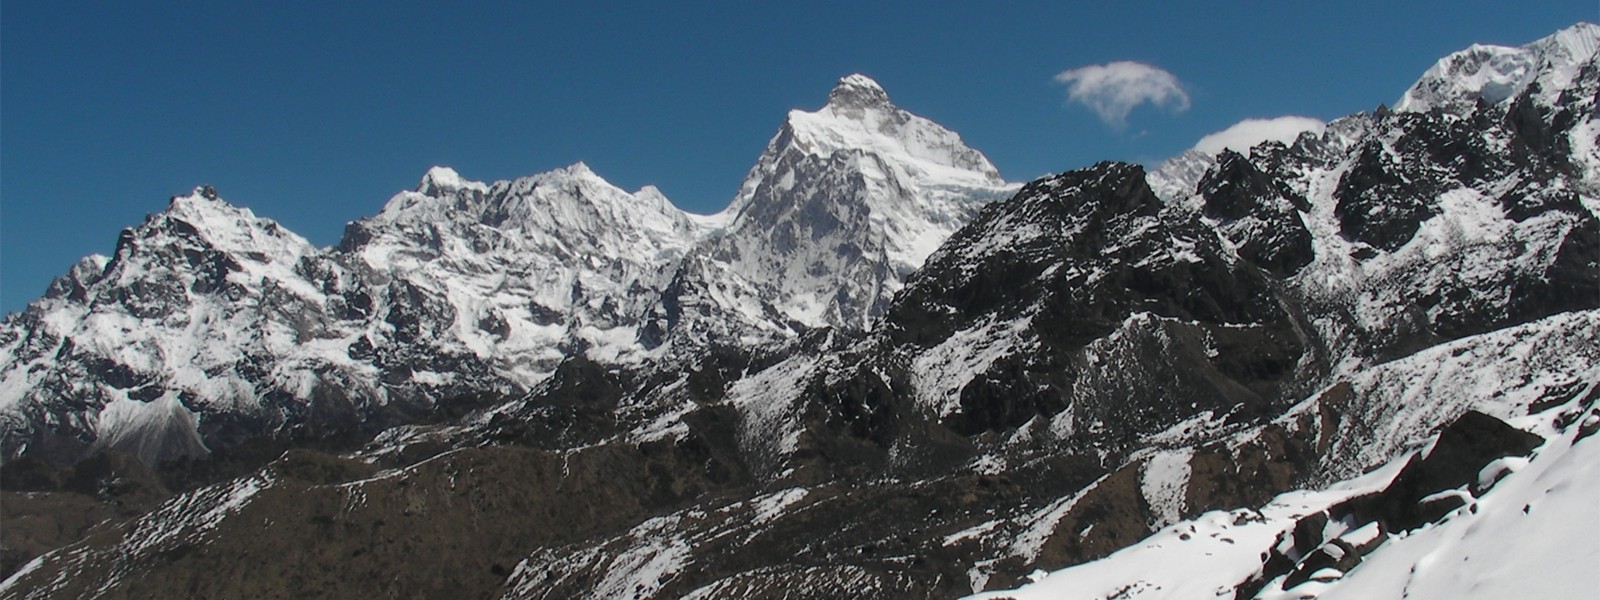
[{"x1": 2, "y1": 22, "x2": 1598, "y2": 600}]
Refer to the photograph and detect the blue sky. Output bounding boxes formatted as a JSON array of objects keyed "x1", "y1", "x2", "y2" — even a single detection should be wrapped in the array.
[{"x1": 2, "y1": 1, "x2": 1592, "y2": 313}]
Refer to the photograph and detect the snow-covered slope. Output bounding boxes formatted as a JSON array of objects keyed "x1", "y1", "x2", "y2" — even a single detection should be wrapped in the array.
[
  {"x1": 1307, "y1": 409, "x2": 1600, "y2": 600},
  {"x1": 971, "y1": 426, "x2": 1600, "y2": 600},
  {"x1": 970, "y1": 311, "x2": 1600, "y2": 600}
]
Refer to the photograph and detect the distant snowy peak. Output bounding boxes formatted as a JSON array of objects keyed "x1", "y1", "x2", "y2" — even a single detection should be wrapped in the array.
[
  {"x1": 1146, "y1": 149, "x2": 1217, "y2": 205},
  {"x1": 366, "y1": 162, "x2": 706, "y2": 249},
  {"x1": 1149, "y1": 117, "x2": 1325, "y2": 205},
  {"x1": 155, "y1": 186, "x2": 318, "y2": 259},
  {"x1": 1396, "y1": 21, "x2": 1600, "y2": 113},
  {"x1": 334, "y1": 161, "x2": 714, "y2": 386},
  {"x1": 1190, "y1": 116, "x2": 1326, "y2": 156},
  {"x1": 417, "y1": 165, "x2": 489, "y2": 196},
  {"x1": 95, "y1": 186, "x2": 324, "y2": 304},
  {"x1": 783, "y1": 74, "x2": 1003, "y2": 183},
  {"x1": 476, "y1": 163, "x2": 702, "y2": 238},
  {"x1": 675, "y1": 73, "x2": 1018, "y2": 336}
]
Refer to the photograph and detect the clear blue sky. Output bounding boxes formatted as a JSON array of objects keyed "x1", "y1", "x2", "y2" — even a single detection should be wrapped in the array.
[{"x1": 2, "y1": 1, "x2": 1592, "y2": 314}]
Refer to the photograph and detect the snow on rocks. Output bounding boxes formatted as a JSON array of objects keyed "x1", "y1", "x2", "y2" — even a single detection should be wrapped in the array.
[
  {"x1": 1139, "y1": 448, "x2": 1195, "y2": 529},
  {"x1": 910, "y1": 315, "x2": 1036, "y2": 418},
  {"x1": 972, "y1": 309, "x2": 1600, "y2": 600}
]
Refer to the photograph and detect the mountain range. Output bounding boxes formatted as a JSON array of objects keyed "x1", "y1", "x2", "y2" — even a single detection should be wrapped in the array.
[{"x1": 2, "y1": 22, "x2": 1597, "y2": 599}]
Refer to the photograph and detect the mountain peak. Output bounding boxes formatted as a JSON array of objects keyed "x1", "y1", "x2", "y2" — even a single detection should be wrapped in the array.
[
  {"x1": 1541, "y1": 21, "x2": 1600, "y2": 58},
  {"x1": 419, "y1": 165, "x2": 487, "y2": 195},
  {"x1": 771, "y1": 74, "x2": 1003, "y2": 183},
  {"x1": 166, "y1": 186, "x2": 245, "y2": 220},
  {"x1": 826, "y1": 73, "x2": 891, "y2": 109},
  {"x1": 1395, "y1": 20, "x2": 1600, "y2": 113},
  {"x1": 552, "y1": 161, "x2": 598, "y2": 179}
]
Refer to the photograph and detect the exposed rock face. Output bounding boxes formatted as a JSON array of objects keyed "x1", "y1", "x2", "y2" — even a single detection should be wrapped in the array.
[
  {"x1": 1198, "y1": 150, "x2": 1314, "y2": 276},
  {"x1": 3, "y1": 24, "x2": 1600, "y2": 600},
  {"x1": 1336, "y1": 410, "x2": 1543, "y2": 532},
  {"x1": 1332, "y1": 132, "x2": 1446, "y2": 252},
  {"x1": 886, "y1": 162, "x2": 1310, "y2": 444}
]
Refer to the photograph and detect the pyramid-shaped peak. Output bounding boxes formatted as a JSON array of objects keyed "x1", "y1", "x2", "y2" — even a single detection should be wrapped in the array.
[{"x1": 827, "y1": 73, "x2": 891, "y2": 108}]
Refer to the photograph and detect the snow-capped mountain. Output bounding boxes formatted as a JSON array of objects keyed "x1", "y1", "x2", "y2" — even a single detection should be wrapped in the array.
[
  {"x1": 3, "y1": 23, "x2": 1599, "y2": 600},
  {"x1": 0, "y1": 74, "x2": 1012, "y2": 471},
  {"x1": 339, "y1": 162, "x2": 713, "y2": 381},
  {"x1": 0, "y1": 187, "x2": 448, "y2": 470},
  {"x1": 662, "y1": 74, "x2": 1016, "y2": 346}
]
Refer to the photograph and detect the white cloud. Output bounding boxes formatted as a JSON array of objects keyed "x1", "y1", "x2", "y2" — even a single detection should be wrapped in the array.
[
  {"x1": 1054, "y1": 61, "x2": 1190, "y2": 128},
  {"x1": 1192, "y1": 116, "x2": 1326, "y2": 155}
]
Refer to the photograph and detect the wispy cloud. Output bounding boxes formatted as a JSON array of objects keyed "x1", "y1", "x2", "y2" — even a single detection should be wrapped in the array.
[
  {"x1": 1054, "y1": 61, "x2": 1190, "y2": 128},
  {"x1": 1192, "y1": 116, "x2": 1326, "y2": 155}
]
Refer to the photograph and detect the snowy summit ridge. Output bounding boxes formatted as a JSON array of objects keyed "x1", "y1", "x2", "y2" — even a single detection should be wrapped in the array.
[
  {"x1": 778, "y1": 73, "x2": 1005, "y2": 188},
  {"x1": 1396, "y1": 22, "x2": 1600, "y2": 112}
]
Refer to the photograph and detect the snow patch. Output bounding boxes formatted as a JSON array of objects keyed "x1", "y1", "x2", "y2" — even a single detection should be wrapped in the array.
[{"x1": 1139, "y1": 448, "x2": 1194, "y2": 528}]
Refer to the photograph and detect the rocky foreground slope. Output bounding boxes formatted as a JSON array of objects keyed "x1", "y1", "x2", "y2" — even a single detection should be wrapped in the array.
[{"x1": 2, "y1": 22, "x2": 1598, "y2": 600}]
